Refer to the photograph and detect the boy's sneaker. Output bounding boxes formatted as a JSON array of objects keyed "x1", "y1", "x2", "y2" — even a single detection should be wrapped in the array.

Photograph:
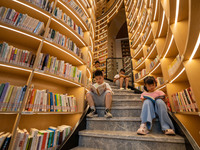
[
  {"x1": 120, "y1": 88, "x2": 124, "y2": 90},
  {"x1": 87, "y1": 109, "x2": 98, "y2": 118},
  {"x1": 104, "y1": 109, "x2": 113, "y2": 118}
]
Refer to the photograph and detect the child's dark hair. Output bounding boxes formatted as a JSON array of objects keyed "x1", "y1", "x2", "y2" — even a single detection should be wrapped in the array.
[
  {"x1": 143, "y1": 76, "x2": 157, "y2": 91},
  {"x1": 94, "y1": 70, "x2": 103, "y2": 77},
  {"x1": 95, "y1": 60, "x2": 100, "y2": 64},
  {"x1": 120, "y1": 69, "x2": 125, "y2": 72}
]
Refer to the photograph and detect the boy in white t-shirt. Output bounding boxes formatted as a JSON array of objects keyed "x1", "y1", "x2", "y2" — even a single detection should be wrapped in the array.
[
  {"x1": 86, "y1": 70, "x2": 113, "y2": 118},
  {"x1": 113, "y1": 69, "x2": 130, "y2": 90}
]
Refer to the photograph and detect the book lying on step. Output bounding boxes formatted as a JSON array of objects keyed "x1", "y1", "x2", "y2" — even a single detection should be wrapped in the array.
[
  {"x1": 90, "y1": 83, "x2": 106, "y2": 96},
  {"x1": 143, "y1": 95, "x2": 165, "y2": 103}
]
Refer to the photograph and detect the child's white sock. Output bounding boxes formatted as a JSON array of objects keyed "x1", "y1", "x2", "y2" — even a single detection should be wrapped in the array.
[{"x1": 90, "y1": 106, "x2": 95, "y2": 111}]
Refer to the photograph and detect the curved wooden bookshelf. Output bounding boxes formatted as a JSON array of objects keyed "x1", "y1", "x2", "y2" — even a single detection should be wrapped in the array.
[
  {"x1": 124, "y1": 0, "x2": 200, "y2": 146},
  {"x1": 0, "y1": 0, "x2": 94, "y2": 149}
]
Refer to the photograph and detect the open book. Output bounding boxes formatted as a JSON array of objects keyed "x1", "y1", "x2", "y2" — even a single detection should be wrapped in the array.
[
  {"x1": 90, "y1": 83, "x2": 106, "y2": 96},
  {"x1": 143, "y1": 95, "x2": 165, "y2": 104},
  {"x1": 119, "y1": 74, "x2": 129, "y2": 78}
]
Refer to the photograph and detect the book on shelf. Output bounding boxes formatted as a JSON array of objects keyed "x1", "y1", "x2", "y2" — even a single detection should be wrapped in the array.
[
  {"x1": 90, "y1": 83, "x2": 106, "y2": 96},
  {"x1": 25, "y1": 87, "x2": 77, "y2": 113},
  {"x1": 53, "y1": 7, "x2": 84, "y2": 38},
  {"x1": 136, "y1": 85, "x2": 144, "y2": 91},
  {"x1": 46, "y1": 28, "x2": 83, "y2": 58},
  {"x1": 149, "y1": 55, "x2": 159, "y2": 70},
  {"x1": 36, "y1": 53, "x2": 82, "y2": 83},
  {"x1": 156, "y1": 77, "x2": 164, "y2": 87},
  {"x1": 25, "y1": 0, "x2": 55, "y2": 13},
  {"x1": 13, "y1": 125, "x2": 71, "y2": 150},
  {"x1": 0, "y1": 132, "x2": 11, "y2": 150},
  {"x1": 63, "y1": 0, "x2": 89, "y2": 26},
  {"x1": 135, "y1": 69, "x2": 146, "y2": 80},
  {"x1": 168, "y1": 54, "x2": 182, "y2": 76},
  {"x1": 171, "y1": 87, "x2": 199, "y2": 113},
  {"x1": 0, "y1": 83, "x2": 27, "y2": 112},
  {"x1": 0, "y1": 6, "x2": 44, "y2": 35},
  {"x1": 0, "y1": 42, "x2": 36, "y2": 68}
]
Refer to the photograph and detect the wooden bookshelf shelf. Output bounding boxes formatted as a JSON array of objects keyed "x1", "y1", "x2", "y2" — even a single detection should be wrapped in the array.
[
  {"x1": 50, "y1": 17, "x2": 88, "y2": 48},
  {"x1": 21, "y1": 111, "x2": 82, "y2": 115},
  {"x1": 33, "y1": 71, "x2": 83, "y2": 87},
  {"x1": 42, "y1": 40, "x2": 86, "y2": 66},
  {"x1": 174, "y1": 112, "x2": 199, "y2": 116}
]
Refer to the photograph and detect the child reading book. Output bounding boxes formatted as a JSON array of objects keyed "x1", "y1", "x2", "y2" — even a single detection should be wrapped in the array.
[
  {"x1": 86, "y1": 70, "x2": 113, "y2": 118},
  {"x1": 113, "y1": 69, "x2": 130, "y2": 90},
  {"x1": 137, "y1": 76, "x2": 175, "y2": 135}
]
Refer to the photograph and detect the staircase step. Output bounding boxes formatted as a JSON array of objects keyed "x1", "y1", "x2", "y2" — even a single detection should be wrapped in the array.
[
  {"x1": 96, "y1": 106, "x2": 142, "y2": 117},
  {"x1": 112, "y1": 89, "x2": 135, "y2": 94},
  {"x1": 112, "y1": 99, "x2": 142, "y2": 106},
  {"x1": 79, "y1": 130, "x2": 186, "y2": 150},
  {"x1": 113, "y1": 94, "x2": 141, "y2": 99},
  {"x1": 86, "y1": 117, "x2": 162, "y2": 133},
  {"x1": 71, "y1": 147, "x2": 103, "y2": 150}
]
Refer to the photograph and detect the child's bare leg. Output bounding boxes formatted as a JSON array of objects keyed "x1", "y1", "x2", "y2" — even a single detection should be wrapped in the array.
[
  {"x1": 105, "y1": 92, "x2": 112, "y2": 109},
  {"x1": 86, "y1": 93, "x2": 95, "y2": 107},
  {"x1": 125, "y1": 77, "x2": 129, "y2": 89},
  {"x1": 120, "y1": 77, "x2": 124, "y2": 88}
]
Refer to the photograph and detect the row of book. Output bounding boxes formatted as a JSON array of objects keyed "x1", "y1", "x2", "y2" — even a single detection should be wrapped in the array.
[
  {"x1": 135, "y1": 69, "x2": 146, "y2": 80},
  {"x1": 135, "y1": 57, "x2": 144, "y2": 67},
  {"x1": 98, "y1": 56, "x2": 107, "y2": 62},
  {"x1": 25, "y1": 87, "x2": 77, "y2": 112},
  {"x1": 133, "y1": 43, "x2": 142, "y2": 55},
  {"x1": 14, "y1": 125, "x2": 71, "y2": 150},
  {"x1": 149, "y1": 55, "x2": 159, "y2": 70},
  {"x1": 25, "y1": 0, "x2": 54, "y2": 14},
  {"x1": 0, "y1": 42, "x2": 36, "y2": 68},
  {"x1": 135, "y1": 85, "x2": 144, "y2": 91},
  {"x1": 156, "y1": 77, "x2": 164, "y2": 87},
  {"x1": 53, "y1": 7, "x2": 84, "y2": 38},
  {"x1": 46, "y1": 28, "x2": 82, "y2": 57},
  {"x1": 0, "y1": 7, "x2": 44, "y2": 35},
  {"x1": 0, "y1": 132, "x2": 11, "y2": 150},
  {"x1": 0, "y1": 83, "x2": 27, "y2": 112},
  {"x1": 63, "y1": 0, "x2": 88, "y2": 25},
  {"x1": 145, "y1": 43, "x2": 154, "y2": 55},
  {"x1": 168, "y1": 54, "x2": 182, "y2": 76},
  {"x1": 171, "y1": 87, "x2": 199, "y2": 112},
  {"x1": 36, "y1": 53, "x2": 82, "y2": 83},
  {"x1": 141, "y1": 25, "x2": 150, "y2": 42}
]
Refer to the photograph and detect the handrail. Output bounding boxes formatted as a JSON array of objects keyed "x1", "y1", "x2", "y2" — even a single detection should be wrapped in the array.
[{"x1": 58, "y1": 105, "x2": 90, "y2": 149}]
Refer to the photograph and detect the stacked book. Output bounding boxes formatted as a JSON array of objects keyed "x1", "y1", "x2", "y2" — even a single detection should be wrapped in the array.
[
  {"x1": 54, "y1": 7, "x2": 84, "y2": 38},
  {"x1": 0, "y1": 7, "x2": 44, "y2": 35},
  {"x1": 46, "y1": 28, "x2": 82, "y2": 57},
  {"x1": 171, "y1": 87, "x2": 199, "y2": 112},
  {"x1": 25, "y1": 87, "x2": 77, "y2": 112},
  {"x1": 36, "y1": 53, "x2": 82, "y2": 83},
  {"x1": 13, "y1": 125, "x2": 71, "y2": 150},
  {"x1": 0, "y1": 132, "x2": 11, "y2": 150},
  {"x1": 168, "y1": 54, "x2": 182, "y2": 76},
  {"x1": 25, "y1": 0, "x2": 55, "y2": 13},
  {"x1": 0, "y1": 83, "x2": 27, "y2": 112},
  {"x1": 0, "y1": 42, "x2": 36, "y2": 68}
]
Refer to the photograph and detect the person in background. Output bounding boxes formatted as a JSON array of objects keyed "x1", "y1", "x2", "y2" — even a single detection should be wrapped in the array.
[
  {"x1": 93, "y1": 60, "x2": 101, "y2": 72},
  {"x1": 113, "y1": 69, "x2": 131, "y2": 90},
  {"x1": 86, "y1": 70, "x2": 113, "y2": 118},
  {"x1": 137, "y1": 76, "x2": 175, "y2": 135}
]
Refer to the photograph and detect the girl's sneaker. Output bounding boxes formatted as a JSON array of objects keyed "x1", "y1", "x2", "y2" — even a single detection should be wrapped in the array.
[
  {"x1": 104, "y1": 109, "x2": 113, "y2": 118},
  {"x1": 137, "y1": 124, "x2": 149, "y2": 135},
  {"x1": 87, "y1": 109, "x2": 98, "y2": 118},
  {"x1": 164, "y1": 129, "x2": 175, "y2": 135}
]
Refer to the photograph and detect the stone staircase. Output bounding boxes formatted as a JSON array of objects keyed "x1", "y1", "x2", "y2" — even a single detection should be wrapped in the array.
[{"x1": 72, "y1": 80, "x2": 186, "y2": 150}]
